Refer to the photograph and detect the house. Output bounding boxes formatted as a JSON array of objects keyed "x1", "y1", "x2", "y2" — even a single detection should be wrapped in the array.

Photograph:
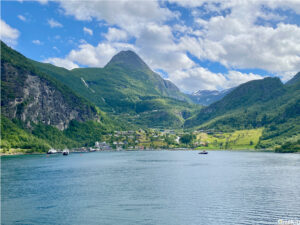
[
  {"x1": 95, "y1": 141, "x2": 112, "y2": 150},
  {"x1": 175, "y1": 136, "x2": 180, "y2": 144}
]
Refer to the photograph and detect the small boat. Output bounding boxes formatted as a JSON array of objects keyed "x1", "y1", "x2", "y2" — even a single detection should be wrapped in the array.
[
  {"x1": 47, "y1": 148, "x2": 57, "y2": 154},
  {"x1": 198, "y1": 150, "x2": 208, "y2": 154},
  {"x1": 89, "y1": 148, "x2": 96, "y2": 152},
  {"x1": 62, "y1": 149, "x2": 69, "y2": 155}
]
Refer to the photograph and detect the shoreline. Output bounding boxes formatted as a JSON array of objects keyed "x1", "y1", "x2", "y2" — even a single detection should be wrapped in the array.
[
  {"x1": 0, "y1": 148, "x2": 280, "y2": 156},
  {"x1": 0, "y1": 151, "x2": 44, "y2": 156}
]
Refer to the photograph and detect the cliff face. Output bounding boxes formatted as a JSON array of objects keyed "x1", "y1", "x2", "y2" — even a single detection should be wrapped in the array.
[{"x1": 1, "y1": 44, "x2": 98, "y2": 130}]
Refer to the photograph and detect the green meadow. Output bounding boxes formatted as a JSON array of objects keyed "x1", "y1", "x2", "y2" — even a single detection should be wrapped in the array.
[{"x1": 195, "y1": 128, "x2": 263, "y2": 150}]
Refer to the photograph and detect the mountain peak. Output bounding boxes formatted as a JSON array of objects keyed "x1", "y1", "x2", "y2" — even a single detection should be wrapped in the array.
[
  {"x1": 105, "y1": 50, "x2": 150, "y2": 71},
  {"x1": 190, "y1": 88, "x2": 235, "y2": 106}
]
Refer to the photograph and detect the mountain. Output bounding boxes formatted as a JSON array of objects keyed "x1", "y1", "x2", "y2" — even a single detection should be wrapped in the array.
[
  {"x1": 1, "y1": 41, "x2": 298, "y2": 152},
  {"x1": 286, "y1": 72, "x2": 300, "y2": 86},
  {"x1": 188, "y1": 88, "x2": 234, "y2": 106},
  {"x1": 31, "y1": 50, "x2": 198, "y2": 128},
  {"x1": 1, "y1": 41, "x2": 113, "y2": 152},
  {"x1": 185, "y1": 75, "x2": 300, "y2": 150},
  {"x1": 185, "y1": 77, "x2": 285, "y2": 127},
  {"x1": 105, "y1": 50, "x2": 150, "y2": 71}
]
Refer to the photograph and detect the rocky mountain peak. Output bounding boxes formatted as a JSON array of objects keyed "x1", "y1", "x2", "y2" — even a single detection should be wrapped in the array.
[{"x1": 105, "y1": 50, "x2": 150, "y2": 71}]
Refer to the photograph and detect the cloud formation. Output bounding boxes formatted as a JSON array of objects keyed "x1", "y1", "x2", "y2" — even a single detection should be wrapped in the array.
[
  {"x1": 83, "y1": 27, "x2": 93, "y2": 36},
  {"x1": 32, "y1": 39, "x2": 43, "y2": 45},
  {"x1": 169, "y1": 68, "x2": 263, "y2": 92},
  {"x1": 18, "y1": 15, "x2": 26, "y2": 21},
  {"x1": 45, "y1": 42, "x2": 135, "y2": 69},
  {"x1": 104, "y1": 28, "x2": 128, "y2": 42},
  {"x1": 41, "y1": 0, "x2": 300, "y2": 91},
  {"x1": 44, "y1": 57, "x2": 79, "y2": 70},
  {"x1": 0, "y1": 19, "x2": 20, "y2": 46},
  {"x1": 47, "y1": 18, "x2": 63, "y2": 28},
  {"x1": 179, "y1": 2, "x2": 300, "y2": 77}
]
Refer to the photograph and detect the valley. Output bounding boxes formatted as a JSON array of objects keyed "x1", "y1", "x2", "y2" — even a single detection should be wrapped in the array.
[{"x1": 1, "y1": 41, "x2": 299, "y2": 154}]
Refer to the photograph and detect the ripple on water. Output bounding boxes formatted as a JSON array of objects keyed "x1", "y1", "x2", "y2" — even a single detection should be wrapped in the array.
[{"x1": 2, "y1": 151, "x2": 300, "y2": 225}]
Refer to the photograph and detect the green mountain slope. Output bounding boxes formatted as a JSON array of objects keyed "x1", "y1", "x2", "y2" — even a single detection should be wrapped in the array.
[
  {"x1": 185, "y1": 75, "x2": 300, "y2": 150},
  {"x1": 32, "y1": 50, "x2": 199, "y2": 128},
  {"x1": 1, "y1": 41, "x2": 113, "y2": 152},
  {"x1": 2, "y1": 41, "x2": 298, "y2": 152},
  {"x1": 185, "y1": 77, "x2": 285, "y2": 127}
]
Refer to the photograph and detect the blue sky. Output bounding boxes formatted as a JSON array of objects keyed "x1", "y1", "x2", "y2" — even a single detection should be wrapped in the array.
[{"x1": 1, "y1": 0, "x2": 300, "y2": 93}]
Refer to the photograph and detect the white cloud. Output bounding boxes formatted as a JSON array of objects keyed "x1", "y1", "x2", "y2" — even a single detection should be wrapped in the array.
[
  {"x1": 167, "y1": 0, "x2": 207, "y2": 8},
  {"x1": 135, "y1": 23, "x2": 195, "y2": 73},
  {"x1": 47, "y1": 18, "x2": 63, "y2": 28},
  {"x1": 18, "y1": 15, "x2": 26, "y2": 21},
  {"x1": 53, "y1": 46, "x2": 59, "y2": 52},
  {"x1": 44, "y1": 57, "x2": 79, "y2": 70},
  {"x1": 225, "y1": 71, "x2": 263, "y2": 88},
  {"x1": 68, "y1": 43, "x2": 117, "y2": 67},
  {"x1": 83, "y1": 27, "x2": 93, "y2": 36},
  {"x1": 0, "y1": 19, "x2": 20, "y2": 46},
  {"x1": 32, "y1": 39, "x2": 43, "y2": 45},
  {"x1": 78, "y1": 39, "x2": 87, "y2": 44},
  {"x1": 57, "y1": 0, "x2": 174, "y2": 31},
  {"x1": 174, "y1": 1, "x2": 300, "y2": 81},
  {"x1": 169, "y1": 67, "x2": 263, "y2": 92},
  {"x1": 35, "y1": 0, "x2": 48, "y2": 5},
  {"x1": 39, "y1": 0, "x2": 300, "y2": 91},
  {"x1": 169, "y1": 0, "x2": 300, "y2": 15},
  {"x1": 170, "y1": 67, "x2": 226, "y2": 92},
  {"x1": 104, "y1": 28, "x2": 128, "y2": 42},
  {"x1": 44, "y1": 41, "x2": 136, "y2": 69}
]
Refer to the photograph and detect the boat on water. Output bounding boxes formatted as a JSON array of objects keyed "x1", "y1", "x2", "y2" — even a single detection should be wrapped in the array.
[
  {"x1": 47, "y1": 149, "x2": 57, "y2": 154},
  {"x1": 62, "y1": 149, "x2": 70, "y2": 155},
  {"x1": 199, "y1": 150, "x2": 208, "y2": 154},
  {"x1": 89, "y1": 148, "x2": 96, "y2": 152}
]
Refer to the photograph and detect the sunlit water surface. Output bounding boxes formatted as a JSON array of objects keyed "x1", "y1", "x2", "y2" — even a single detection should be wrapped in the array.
[{"x1": 2, "y1": 151, "x2": 300, "y2": 225}]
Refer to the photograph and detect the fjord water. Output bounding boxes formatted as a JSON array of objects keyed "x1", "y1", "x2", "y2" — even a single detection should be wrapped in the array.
[{"x1": 2, "y1": 151, "x2": 300, "y2": 225}]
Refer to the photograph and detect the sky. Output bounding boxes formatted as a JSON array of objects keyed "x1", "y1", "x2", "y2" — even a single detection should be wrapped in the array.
[{"x1": 1, "y1": 0, "x2": 300, "y2": 93}]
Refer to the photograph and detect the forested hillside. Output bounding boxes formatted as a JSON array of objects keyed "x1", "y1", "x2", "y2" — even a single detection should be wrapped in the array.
[
  {"x1": 1, "y1": 41, "x2": 113, "y2": 152},
  {"x1": 32, "y1": 50, "x2": 199, "y2": 128},
  {"x1": 1, "y1": 41, "x2": 299, "y2": 152},
  {"x1": 185, "y1": 75, "x2": 300, "y2": 151}
]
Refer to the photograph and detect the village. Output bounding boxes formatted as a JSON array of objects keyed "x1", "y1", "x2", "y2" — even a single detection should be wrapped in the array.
[
  {"x1": 76, "y1": 127, "x2": 261, "y2": 152},
  {"x1": 84, "y1": 129, "x2": 220, "y2": 151}
]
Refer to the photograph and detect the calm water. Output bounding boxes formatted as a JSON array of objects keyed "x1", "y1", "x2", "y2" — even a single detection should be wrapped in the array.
[{"x1": 1, "y1": 151, "x2": 300, "y2": 225}]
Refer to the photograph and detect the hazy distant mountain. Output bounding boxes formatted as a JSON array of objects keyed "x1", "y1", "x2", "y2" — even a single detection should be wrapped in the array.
[
  {"x1": 286, "y1": 72, "x2": 300, "y2": 86},
  {"x1": 188, "y1": 88, "x2": 234, "y2": 106}
]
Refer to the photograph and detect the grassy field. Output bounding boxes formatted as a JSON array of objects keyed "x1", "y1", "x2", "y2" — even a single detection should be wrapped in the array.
[{"x1": 195, "y1": 128, "x2": 263, "y2": 150}]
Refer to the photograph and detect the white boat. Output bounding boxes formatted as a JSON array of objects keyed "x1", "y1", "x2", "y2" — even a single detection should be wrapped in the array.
[
  {"x1": 89, "y1": 148, "x2": 96, "y2": 152},
  {"x1": 47, "y1": 148, "x2": 57, "y2": 154},
  {"x1": 62, "y1": 149, "x2": 70, "y2": 155}
]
